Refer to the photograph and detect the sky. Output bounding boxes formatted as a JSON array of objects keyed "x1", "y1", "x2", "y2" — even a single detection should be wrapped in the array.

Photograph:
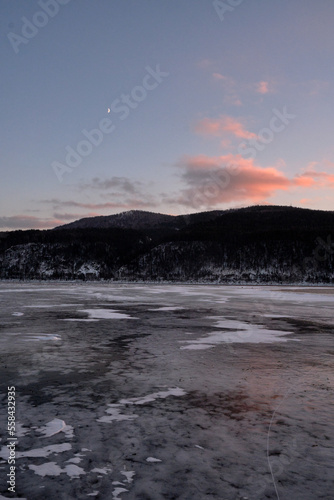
[{"x1": 1, "y1": 0, "x2": 334, "y2": 230}]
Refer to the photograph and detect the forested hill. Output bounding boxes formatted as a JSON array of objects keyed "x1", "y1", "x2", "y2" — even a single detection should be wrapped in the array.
[{"x1": 0, "y1": 205, "x2": 333, "y2": 283}]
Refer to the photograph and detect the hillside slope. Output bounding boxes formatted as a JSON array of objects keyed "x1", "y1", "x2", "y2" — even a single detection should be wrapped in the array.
[{"x1": 0, "y1": 206, "x2": 333, "y2": 282}]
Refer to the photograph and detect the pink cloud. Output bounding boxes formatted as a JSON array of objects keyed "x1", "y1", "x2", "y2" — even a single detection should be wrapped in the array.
[
  {"x1": 195, "y1": 115, "x2": 257, "y2": 140},
  {"x1": 296, "y1": 170, "x2": 334, "y2": 187},
  {"x1": 256, "y1": 81, "x2": 270, "y2": 94},
  {"x1": 169, "y1": 155, "x2": 334, "y2": 209},
  {"x1": 212, "y1": 73, "x2": 227, "y2": 81}
]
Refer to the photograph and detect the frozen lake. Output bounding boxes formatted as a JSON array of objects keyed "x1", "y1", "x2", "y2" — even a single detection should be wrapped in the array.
[{"x1": 0, "y1": 282, "x2": 333, "y2": 499}]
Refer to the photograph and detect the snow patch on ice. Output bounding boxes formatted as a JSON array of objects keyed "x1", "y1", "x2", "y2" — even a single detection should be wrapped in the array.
[
  {"x1": 146, "y1": 457, "x2": 162, "y2": 462},
  {"x1": 66, "y1": 456, "x2": 82, "y2": 464},
  {"x1": 23, "y1": 334, "x2": 61, "y2": 342},
  {"x1": 12, "y1": 312, "x2": 24, "y2": 316},
  {"x1": 98, "y1": 388, "x2": 186, "y2": 424},
  {"x1": 79, "y1": 308, "x2": 137, "y2": 320},
  {"x1": 0, "y1": 443, "x2": 71, "y2": 460},
  {"x1": 29, "y1": 462, "x2": 85, "y2": 478},
  {"x1": 97, "y1": 406, "x2": 138, "y2": 423},
  {"x1": 180, "y1": 319, "x2": 298, "y2": 349},
  {"x1": 120, "y1": 470, "x2": 135, "y2": 483},
  {"x1": 119, "y1": 387, "x2": 186, "y2": 405},
  {"x1": 112, "y1": 488, "x2": 128, "y2": 500},
  {"x1": 15, "y1": 422, "x2": 30, "y2": 437},
  {"x1": 91, "y1": 467, "x2": 112, "y2": 475}
]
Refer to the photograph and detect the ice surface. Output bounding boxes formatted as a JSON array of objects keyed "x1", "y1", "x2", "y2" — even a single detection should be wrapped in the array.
[{"x1": 0, "y1": 283, "x2": 333, "y2": 499}]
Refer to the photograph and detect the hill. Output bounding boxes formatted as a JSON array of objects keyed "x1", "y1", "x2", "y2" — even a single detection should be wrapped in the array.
[{"x1": 0, "y1": 205, "x2": 333, "y2": 283}]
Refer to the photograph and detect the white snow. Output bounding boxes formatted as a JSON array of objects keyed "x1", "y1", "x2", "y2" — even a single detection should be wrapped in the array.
[
  {"x1": 119, "y1": 387, "x2": 186, "y2": 405},
  {"x1": 29, "y1": 462, "x2": 85, "y2": 478},
  {"x1": 23, "y1": 334, "x2": 61, "y2": 342},
  {"x1": 66, "y1": 457, "x2": 82, "y2": 464},
  {"x1": 79, "y1": 308, "x2": 137, "y2": 320},
  {"x1": 91, "y1": 467, "x2": 112, "y2": 475},
  {"x1": 180, "y1": 318, "x2": 298, "y2": 349},
  {"x1": 146, "y1": 457, "x2": 162, "y2": 462},
  {"x1": 98, "y1": 388, "x2": 186, "y2": 424},
  {"x1": 29, "y1": 462, "x2": 62, "y2": 477},
  {"x1": 0, "y1": 443, "x2": 71, "y2": 460},
  {"x1": 97, "y1": 406, "x2": 138, "y2": 423},
  {"x1": 180, "y1": 329, "x2": 298, "y2": 349},
  {"x1": 112, "y1": 487, "x2": 129, "y2": 499},
  {"x1": 12, "y1": 312, "x2": 24, "y2": 316},
  {"x1": 120, "y1": 470, "x2": 135, "y2": 483}
]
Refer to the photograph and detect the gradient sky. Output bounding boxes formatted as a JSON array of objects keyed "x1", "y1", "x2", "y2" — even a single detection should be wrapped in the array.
[{"x1": 1, "y1": 0, "x2": 334, "y2": 230}]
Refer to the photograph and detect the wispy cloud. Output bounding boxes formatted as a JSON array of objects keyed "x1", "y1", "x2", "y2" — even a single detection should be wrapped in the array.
[
  {"x1": 195, "y1": 115, "x2": 257, "y2": 141},
  {"x1": 256, "y1": 81, "x2": 270, "y2": 94},
  {"x1": 79, "y1": 176, "x2": 144, "y2": 195}
]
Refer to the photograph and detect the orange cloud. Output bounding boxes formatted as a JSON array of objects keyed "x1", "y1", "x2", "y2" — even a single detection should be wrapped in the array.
[
  {"x1": 195, "y1": 115, "x2": 257, "y2": 140},
  {"x1": 169, "y1": 155, "x2": 334, "y2": 209},
  {"x1": 296, "y1": 170, "x2": 334, "y2": 188}
]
